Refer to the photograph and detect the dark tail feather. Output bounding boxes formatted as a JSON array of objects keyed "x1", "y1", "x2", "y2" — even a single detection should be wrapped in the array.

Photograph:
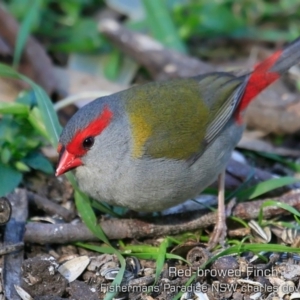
[{"x1": 271, "y1": 36, "x2": 300, "y2": 74}]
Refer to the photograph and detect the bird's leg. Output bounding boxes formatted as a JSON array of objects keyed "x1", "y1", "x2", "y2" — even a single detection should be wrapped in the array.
[{"x1": 207, "y1": 171, "x2": 227, "y2": 249}]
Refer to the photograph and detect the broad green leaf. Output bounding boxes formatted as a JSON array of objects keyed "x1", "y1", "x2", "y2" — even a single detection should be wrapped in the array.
[
  {"x1": 14, "y1": 161, "x2": 30, "y2": 172},
  {"x1": 0, "y1": 64, "x2": 62, "y2": 147},
  {"x1": 1, "y1": 147, "x2": 11, "y2": 164},
  {"x1": 23, "y1": 152, "x2": 53, "y2": 173},
  {"x1": 0, "y1": 102, "x2": 29, "y2": 115},
  {"x1": 0, "y1": 102, "x2": 29, "y2": 116},
  {"x1": 0, "y1": 163, "x2": 22, "y2": 196}
]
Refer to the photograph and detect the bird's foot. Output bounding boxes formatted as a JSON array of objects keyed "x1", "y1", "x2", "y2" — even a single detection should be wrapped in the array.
[
  {"x1": 207, "y1": 213, "x2": 227, "y2": 250},
  {"x1": 207, "y1": 197, "x2": 236, "y2": 250}
]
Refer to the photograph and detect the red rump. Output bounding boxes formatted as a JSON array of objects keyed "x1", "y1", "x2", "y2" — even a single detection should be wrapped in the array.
[
  {"x1": 66, "y1": 106, "x2": 113, "y2": 156},
  {"x1": 234, "y1": 50, "x2": 282, "y2": 123}
]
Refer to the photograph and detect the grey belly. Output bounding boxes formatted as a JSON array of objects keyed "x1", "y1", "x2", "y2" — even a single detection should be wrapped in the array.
[{"x1": 112, "y1": 121, "x2": 244, "y2": 212}]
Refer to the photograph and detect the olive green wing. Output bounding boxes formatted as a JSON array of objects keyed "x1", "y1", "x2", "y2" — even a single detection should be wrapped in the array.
[{"x1": 125, "y1": 73, "x2": 246, "y2": 161}]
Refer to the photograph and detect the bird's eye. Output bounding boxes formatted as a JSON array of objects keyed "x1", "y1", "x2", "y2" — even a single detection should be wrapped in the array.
[{"x1": 82, "y1": 136, "x2": 94, "y2": 149}]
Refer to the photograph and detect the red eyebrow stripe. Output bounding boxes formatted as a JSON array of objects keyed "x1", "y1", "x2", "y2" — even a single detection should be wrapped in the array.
[{"x1": 66, "y1": 106, "x2": 113, "y2": 156}]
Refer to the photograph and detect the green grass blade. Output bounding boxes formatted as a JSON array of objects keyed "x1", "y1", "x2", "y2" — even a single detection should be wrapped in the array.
[
  {"x1": 229, "y1": 216, "x2": 249, "y2": 228},
  {"x1": 125, "y1": 253, "x2": 161, "y2": 260},
  {"x1": 225, "y1": 167, "x2": 255, "y2": 200},
  {"x1": 155, "y1": 238, "x2": 169, "y2": 283},
  {"x1": 76, "y1": 242, "x2": 125, "y2": 300},
  {"x1": 72, "y1": 172, "x2": 126, "y2": 300},
  {"x1": 13, "y1": 0, "x2": 41, "y2": 68},
  {"x1": 104, "y1": 251, "x2": 126, "y2": 300},
  {"x1": 74, "y1": 187, "x2": 110, "y2": 245},
  {"x1": 294, "y1": 215, "x2": 300, "y2": 225},
  {"x1": 32, "y1": 84, "x2": 61, "y2": 147},
  {"x1": 110, "y1": 252, "x2": 188, "y2": 263},
  {"x1": 122, "y1": 245, "x2": 159, "y2": 254},
  {"x1": 278, "y1": 220, "x2": 300, "y2": 229},
  {"x1": 67, "y1": 173, "x2": 112, "y2": 246},
  {"x1": 91, "y1": 199, "x2": 121, "y2": 218},
  {"x1": 141, "y1": 0, "x2": 186, "y2": 52},
  {"x1": 255, "y1": 151, "x2": 300, "y2": 172},
  {"x1": 165, "y1": 253, "x2": 188, "y2": 264},
  {"x1": 76, "y1": 243, "x2": 115, "y2": 254},
  {"x1": 236, "y1": 177, "x2": 299, "y2": 201},
  {"x1": 258, "y1": 200, "x2": 300, "y2": 224},
  {"x1": 72, "y1": 181, "x2": 125, "y2": 300}
]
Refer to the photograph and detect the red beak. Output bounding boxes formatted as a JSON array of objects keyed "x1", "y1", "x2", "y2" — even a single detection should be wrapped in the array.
[{"x1": 56, "y1": 148, "x2": 83, "y2": 176}]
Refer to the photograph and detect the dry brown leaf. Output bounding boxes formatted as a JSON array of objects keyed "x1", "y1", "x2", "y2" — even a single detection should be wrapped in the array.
[{"x1": 0, "y1": 78, "x2": 22, "y2": 102}]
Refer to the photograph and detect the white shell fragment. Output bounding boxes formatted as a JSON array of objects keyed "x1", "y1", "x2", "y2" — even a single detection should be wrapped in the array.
[
  {"x1": 283, "y1": 264, "x2": 300, "y2": 280},
  {"x1": 14, "y1": 285, "x2": 33, "y2": 300},
  {"x1": 58, "y1": 255, "x2": 90, "y2": 282},
  {"x1": 291, "y1": 292, "x2": 300, "y2": 299},
  {"x1": 237, "y1": 279, "x2": 264, "y2": 288},
  {"x1": 249, "y1": 220, "x2": 271, "y2": 243},
  {"x1": 194, "y1": 282, "x2": 209, "y2": 300},
  {"x1": 194, "y1": 290, "x2": 210, "y2": 300},
  {"x1": 250, "y1": 292, "x2": 262, "y2": 300},
  {"x1": 101, "y1": 267, "x2": 135, "y2": 281},
  {"x1": 278, "y1": 280, "x2": 295, "y2": 299}
]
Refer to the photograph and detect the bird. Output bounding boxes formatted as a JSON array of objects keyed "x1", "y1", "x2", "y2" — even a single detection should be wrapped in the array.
[{"x1": 56, "y1": 37, "x2": 300, "y2": 247}]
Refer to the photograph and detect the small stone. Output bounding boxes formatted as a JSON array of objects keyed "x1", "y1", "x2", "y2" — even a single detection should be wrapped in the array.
[{"x1": 211, "y1": 256, "x2": 239, "y2": 283}]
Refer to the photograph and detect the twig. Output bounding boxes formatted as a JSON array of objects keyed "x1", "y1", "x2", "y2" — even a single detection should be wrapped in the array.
[
  {"x1": 27, "y1": 191, "x2": 76, "y2": 222},
  {"x1": 0, "y1": 242, "x2": 24, "y2": 256},
  {"x1": 24, "y1": 190, "x2": 300, "y2": 244},
  {"x1": 99, "y1": 18, "x2": 300, "y2": 135},
  {"x1": 98, "y1": 18, "x2": 214, "y2": 80},
  {"x1": 0, "y1": 7, "x2": 56, "y2": 94}
]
